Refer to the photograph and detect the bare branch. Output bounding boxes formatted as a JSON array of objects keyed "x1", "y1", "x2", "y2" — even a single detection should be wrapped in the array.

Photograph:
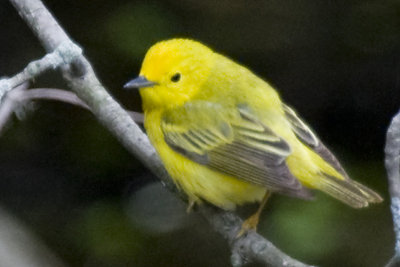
[
  {"x1": 0, "y1": 42, "x2": 81, "y2": 101},
  {"x1": 9, "y1": 0, "x2": 173, "y2": 199},
  {"x1": 201, "y1": 206, "x2": 314, "y2": 267},
  {"x1": 1, "y1": 87, "x2": 144, "y2": 134},
  {"x1": 13, "y1": 88, "x2": 144, "y2": 123},
  {"x1": 385, "y1": 111, "x2": 400, "y2": 267},
  {"x1": 0, "y1": 82, "x2": 29, "y2": 134},
  {"x1": 8, "y1": 0, "x2": 313, "y2": 266},
  {"x1": 11, "y1": 88, "x2": 90, "y2": 109}
]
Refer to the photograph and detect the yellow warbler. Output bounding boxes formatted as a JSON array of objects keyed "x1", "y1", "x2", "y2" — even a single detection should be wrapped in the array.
[{"x1": 124, "y1": 39, "x2": 382, "y2": 231}]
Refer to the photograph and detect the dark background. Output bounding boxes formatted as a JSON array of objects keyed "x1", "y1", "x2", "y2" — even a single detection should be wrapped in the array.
[{"x1": 0, "y1": 0, "x2": 397, "y2": 266}]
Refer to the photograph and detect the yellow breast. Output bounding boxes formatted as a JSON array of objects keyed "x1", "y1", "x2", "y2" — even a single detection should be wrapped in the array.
[{"x1": 144, "y1": 110, "x2": 266, "y2": 210}]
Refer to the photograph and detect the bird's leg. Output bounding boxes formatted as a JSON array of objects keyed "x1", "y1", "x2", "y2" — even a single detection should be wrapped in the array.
[
  {"x1": 237, "y1": 191, "x2": 271, "y2": 237},
  {"x1": 186, "y1": 197, "x2": 196, "y2": 213}
]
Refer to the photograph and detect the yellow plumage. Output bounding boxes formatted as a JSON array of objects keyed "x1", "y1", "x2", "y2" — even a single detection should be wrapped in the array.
[{"x1": 125, "y1": 38, "x2": 382, "y2": 212}]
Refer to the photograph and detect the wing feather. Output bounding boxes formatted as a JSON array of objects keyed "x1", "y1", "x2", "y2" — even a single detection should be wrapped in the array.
[
  {"x1": 283, "y1": 104, "x2": 349, "y2": 179},
  {"x1": 161, "y1": 101, "x2": 312, "y2": 199}
]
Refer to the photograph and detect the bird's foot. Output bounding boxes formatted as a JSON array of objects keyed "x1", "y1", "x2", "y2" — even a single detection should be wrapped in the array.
[
  {"x1": 236, "y1": 213, "x2": 259, "y2": 238},
  {"x1": 186, "y1": 198, "x2": 196, "y2": 213}
]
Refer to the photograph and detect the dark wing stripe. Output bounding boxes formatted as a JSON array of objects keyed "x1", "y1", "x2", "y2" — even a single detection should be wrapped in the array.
[
  {"x1": 209, "y1": 149, "x2": 297, "y2": 189},
  {"x1": 210, "y1": 141, "x2": 297, "y2": 185},
  {"x1": 236, "y1": 106, "x2": 291, "y2": 157},
  {"x1": 229, "y1": 141, "x2": 286, "y2": 165},
  {"x1": 178, "y1": 133, "x2": 201, "y2": 152},
  {"x1": 195, "y1": 129, "x2": 217, "y2": 144},
  {"x1": 187, "y1": 130, "x2": 209, "y2": 145},
  {"x1": 203, "y1": 129, "x2": 223, "y2": 141},
  {"x1": 229, "y1": 142, "x2": 276, "y2": 162},
  {"x1": 241, "y1": 136, "x2": 290, "y2": 155},
  {"x1": 235, "y1": 126, "x2": 281, "y2": 142},
  {"x1": 182, "y1": 133, "x2": 203, "y2": 149},
  {"x1": 236, "y1": 127, "x2": 289, "y2": 147}
]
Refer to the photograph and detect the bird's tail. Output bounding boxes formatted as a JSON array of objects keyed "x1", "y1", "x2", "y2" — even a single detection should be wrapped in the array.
[{"x1": 316, "y1": 173, "x2": 383, "y2": 208}]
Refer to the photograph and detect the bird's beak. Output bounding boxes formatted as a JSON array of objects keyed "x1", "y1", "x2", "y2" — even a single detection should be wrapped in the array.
[{"x1": 123, "y1": 75, "x2": 157, "y2": 89}]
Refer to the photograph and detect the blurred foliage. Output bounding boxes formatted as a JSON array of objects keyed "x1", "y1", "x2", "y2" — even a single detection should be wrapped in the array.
[
  {"x1": 105, "y1": 2, "x2": 182, "y2": 61},
  {"x1": 0, "y1": 0, "x2": 398, "y2": 266},
  {"x1": 70, "y1": 201, "x2": 143, "y2": 265}
]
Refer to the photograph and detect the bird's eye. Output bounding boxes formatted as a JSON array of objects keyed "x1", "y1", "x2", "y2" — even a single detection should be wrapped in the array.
[{"x1": 171, "y1": 73, "x2": 181, "y2": 82}]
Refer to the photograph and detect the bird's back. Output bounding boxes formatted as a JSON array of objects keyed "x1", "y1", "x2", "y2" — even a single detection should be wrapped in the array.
[{"x1": 191, "y1": 52, "x2": 382, "y2": 207}]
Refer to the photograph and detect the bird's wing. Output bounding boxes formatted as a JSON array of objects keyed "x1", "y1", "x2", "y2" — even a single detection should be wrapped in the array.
[
  {"x1": 161, "y1": 101, "x2": 312, "y2": 198},
  {"x1": 282, "y1": 104, "x2": 350, "y2": 179}
]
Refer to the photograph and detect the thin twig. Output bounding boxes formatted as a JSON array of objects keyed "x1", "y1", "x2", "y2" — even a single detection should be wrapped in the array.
[
  {"x1": 17, "y1": 88, "x2": 144, "y2": 122},
  {"x1": 8, "y1": 0, "x2": 313, "y2": 266},
  {"x1": 1, "y1": 87, "x2": 144, "y2": 133},
  {"x1": 11, "y1": 88, "x2": 90, "y2": 109},
  {"x1": 0, "y1": 43, "x2": 81, "y2": 100}
]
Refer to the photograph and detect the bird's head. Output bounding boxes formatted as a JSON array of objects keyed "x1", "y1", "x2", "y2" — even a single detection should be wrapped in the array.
[{"x1": 124, "y1": 39, "x2": 215, "y2": 111}]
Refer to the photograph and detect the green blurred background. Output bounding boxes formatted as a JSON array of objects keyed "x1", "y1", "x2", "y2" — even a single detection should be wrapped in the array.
[{"x1": 0, "y1": 0, "x2": 398, "y2": 266}]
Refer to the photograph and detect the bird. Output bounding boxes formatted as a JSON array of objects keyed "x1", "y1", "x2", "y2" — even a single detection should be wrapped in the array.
[{"x1": 124, "y1": 38, "x2": 382, "y2": 233}]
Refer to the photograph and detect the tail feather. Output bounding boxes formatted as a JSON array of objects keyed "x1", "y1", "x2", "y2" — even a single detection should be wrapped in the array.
[
  {"x1": 317, "y1": 174, "x2": 383, "y2": 208},
  {"x1": 351, "y1": 180, "x2": 383, "y2": 203}
]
